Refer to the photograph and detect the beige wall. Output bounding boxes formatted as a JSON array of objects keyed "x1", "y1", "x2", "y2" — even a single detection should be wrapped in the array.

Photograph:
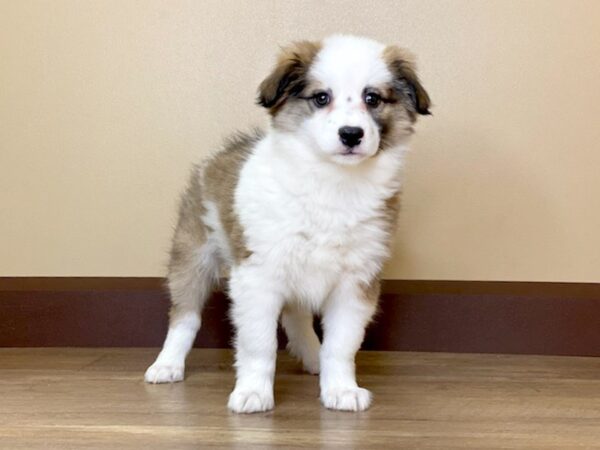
[{"x1": 1, "y1": 0, "x2": 599, "y2": 281}]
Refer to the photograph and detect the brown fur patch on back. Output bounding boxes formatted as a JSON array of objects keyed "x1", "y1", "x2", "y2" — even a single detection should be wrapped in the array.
[
  {"x1": 202, "y1": 129, "x2": 264, "y2": 263},
  {"x1": 167, "y1": 165, "x2": 212, "y2": 320},
  {"x1": 169, "y1": 166, "x2": 208, "y2": 277},
  {"x1": 257, "y1": 40, "x2": 322, "y2": 115}
]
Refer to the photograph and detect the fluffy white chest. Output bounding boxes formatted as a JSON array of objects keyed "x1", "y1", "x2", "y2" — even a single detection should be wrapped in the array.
[{"x1": 234, "y1": 137, "x2": 404, "y2": 307}]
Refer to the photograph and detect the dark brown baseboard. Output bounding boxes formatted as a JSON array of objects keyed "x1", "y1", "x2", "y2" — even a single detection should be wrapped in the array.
[{"x1": 1, "y1": 277, "x2": 599, "y2": 356}]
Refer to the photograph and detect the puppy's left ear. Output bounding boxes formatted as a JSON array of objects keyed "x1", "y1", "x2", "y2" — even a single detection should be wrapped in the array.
[
  {"x1": 384, "y1": 46, "x2": 431, "y2": 115},
  {"x1": 257, "y1": 40, "x2": 321, "y2": 115}
]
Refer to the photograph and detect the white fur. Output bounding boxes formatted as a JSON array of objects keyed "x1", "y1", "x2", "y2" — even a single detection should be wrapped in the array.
[
  {"x1": 236, "y1": 132, "x2": 403, "y2": 309},
  {"x1": 144, "y1": 312, "x2": 200, "y2": 383},
  {"x1": 227, "y1": 129, "x2": 404, "y2": 412},
  {"x1": 302, "y1": 35, "x2": 394, "y2": 165},
  {"x1": 319, "y1": 278, "x2": 377, "y2": 411},
  {"x1": 225, "y1": 37, "x2": 408, "y2": 412}
]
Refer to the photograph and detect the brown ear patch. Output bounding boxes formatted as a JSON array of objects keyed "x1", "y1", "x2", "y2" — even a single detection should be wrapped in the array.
[
  {"x1": 257, "y1": 40, "x2": 321, "y2": 115},
  {"x1": 383, "y1": 46, "x2": 431, "y2": 116}
]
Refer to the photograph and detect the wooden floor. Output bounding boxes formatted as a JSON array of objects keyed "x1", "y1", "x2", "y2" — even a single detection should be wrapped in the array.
[{"x1": 1, "y1": 349, "x2": 600, "y2": 449}]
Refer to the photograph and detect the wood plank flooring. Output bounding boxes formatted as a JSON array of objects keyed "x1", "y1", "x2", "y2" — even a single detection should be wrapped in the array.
[{"x1": 1, "y1": 348, "x2": 600, "y2": 449}]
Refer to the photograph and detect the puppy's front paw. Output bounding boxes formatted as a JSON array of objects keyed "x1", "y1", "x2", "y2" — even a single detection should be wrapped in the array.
[
  {"x1": 228, "y1": 388, "x2": 274, "y2": 414},
  {"x1": 144, "y1": 363, "x2": 184, "y2": 384},
  {"x1": 321, "y1": 387, "x2": 372, "y2": 412}
]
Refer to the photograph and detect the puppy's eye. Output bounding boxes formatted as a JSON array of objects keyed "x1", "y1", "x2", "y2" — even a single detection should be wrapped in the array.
[
  {"x1": 313, "y1": 92, "x2": 331, "y2": 107},
  {"x1": 364, "y1": 92, "x2": 381, "y2": 108}
]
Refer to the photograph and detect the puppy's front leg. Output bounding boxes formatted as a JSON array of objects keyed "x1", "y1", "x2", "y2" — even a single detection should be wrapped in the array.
[
  {"x1": 320, "y1": 280, "x2": 378, "y2": 412},
  {"x1": 227, "y1": 273, "x2": 283, "y2": 414}
]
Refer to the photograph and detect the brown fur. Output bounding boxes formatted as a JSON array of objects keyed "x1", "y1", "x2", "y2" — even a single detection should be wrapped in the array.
[
  {"x1": 363, "y1": 46, "x2": 430, "y2": 151},
  {"x1": 370, "y1": 97, "x2": 416, "y2": 151},
  {"x1": 271, "y1": 86, "x2": 319, "y2": 132},
  {"x1": 202, "y1": 129, "x2": 264, "y2": 263},
  {"x1": 257, "y1": 41, "x2": 322, "y2": 115},
  {"x1": 383, "y1": 193, "x2": 402, "y2": 236},
  {"x1": 382, "y1": 46, "x2": 431, "y2": 116},
  {"x1": 166, "y1": 130, "x2": 262, "y2": 322},
  {"x1": 167, "y1": 167, "x2": 212, "y2": 321}
]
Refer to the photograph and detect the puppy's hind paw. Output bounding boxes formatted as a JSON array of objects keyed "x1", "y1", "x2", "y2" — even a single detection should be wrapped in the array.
[{"x1": 302, "y1": 356, "x2": 320, "y2": 375}]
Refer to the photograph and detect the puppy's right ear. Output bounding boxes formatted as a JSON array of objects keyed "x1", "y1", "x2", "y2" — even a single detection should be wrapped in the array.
[{"x1": 257, "y1": 41, "x2": 321, "y2": 115}]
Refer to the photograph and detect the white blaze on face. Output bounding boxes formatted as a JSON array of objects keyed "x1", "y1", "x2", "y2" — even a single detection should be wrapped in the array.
[{"x1": 302, "y1": 35, "x2": 393, "y2": 165}]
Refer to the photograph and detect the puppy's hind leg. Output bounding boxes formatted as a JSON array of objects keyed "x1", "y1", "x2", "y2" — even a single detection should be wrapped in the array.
[
  {"x1": 281, "y1": 304, "x2": 321, "y2": 375},
  {"x1": 145, "y1": 200, "x2": 219, "y2": 384},
  {"x1": 145, "y1": 238, "x2": 218, "y2": 383}
]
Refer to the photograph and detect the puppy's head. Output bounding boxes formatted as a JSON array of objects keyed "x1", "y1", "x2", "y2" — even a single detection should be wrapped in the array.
[{"x1": 258, "y1": 35, "x2": 430, "y2": 165}]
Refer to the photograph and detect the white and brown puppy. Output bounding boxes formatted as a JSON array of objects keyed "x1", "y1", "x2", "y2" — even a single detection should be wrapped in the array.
[{"x1": 145, "y1": 35, "x2": 430, "y2": 413}]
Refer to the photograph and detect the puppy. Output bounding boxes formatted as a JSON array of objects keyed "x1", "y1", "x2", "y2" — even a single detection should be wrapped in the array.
[{"x1": 145, "y1": 35, "x2": 430, "y2": 413}]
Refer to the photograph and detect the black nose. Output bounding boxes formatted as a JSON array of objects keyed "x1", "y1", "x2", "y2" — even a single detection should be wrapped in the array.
[{"x1": 338, "y1": 126, "x2": 364, "y2": 148}]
